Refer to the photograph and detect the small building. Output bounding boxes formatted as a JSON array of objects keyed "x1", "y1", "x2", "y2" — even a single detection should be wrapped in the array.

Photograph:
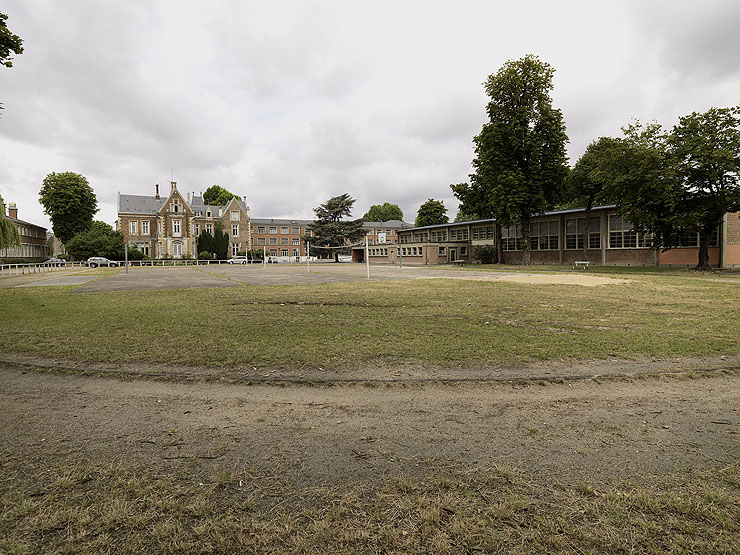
[
  {"x1": 0, "y1": 202, "x2": 48, "y2": 261},
  {"x1": 355, "y1": 205, "x2": 740, "y2": 267}
]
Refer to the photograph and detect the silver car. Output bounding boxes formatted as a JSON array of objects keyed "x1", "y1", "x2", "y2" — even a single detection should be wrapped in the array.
[
  {"x1": 227, "y1": 255, "x2": 248, "y2": 264},
  {"x1": 86, "y1": 257, "x2": 119, "y2": 268}
]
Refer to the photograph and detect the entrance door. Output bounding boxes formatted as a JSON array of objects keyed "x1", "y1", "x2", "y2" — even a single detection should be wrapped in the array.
[
  {"x1": 173, "y1": 241, "x2": 182, "y2": 258},
  {"x1": 449, "y1": 248, "x2": 457, "y2": 262}
]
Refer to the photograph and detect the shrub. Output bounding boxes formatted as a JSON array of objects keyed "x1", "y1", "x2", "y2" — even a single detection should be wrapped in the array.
[
  {"x1": 474, "y1": 245, "x2": 497, "y2": 264},
  {"x1": 199, "y1": 251, "x2": 211, "y2": 260},
  {"x1": 0, "y1": 258, "x2": 26, "y2": 264}
]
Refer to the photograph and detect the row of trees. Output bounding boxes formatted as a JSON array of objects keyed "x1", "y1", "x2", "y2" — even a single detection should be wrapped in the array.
[{"x1": 451, "y1": 55, "x2": 740, "y2": 269}]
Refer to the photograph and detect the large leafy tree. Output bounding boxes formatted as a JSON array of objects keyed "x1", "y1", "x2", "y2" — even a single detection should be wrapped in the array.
[
  {"x1": 39, "y1": 172, "x2": 98, "y2": 244},
  {"x1": 415, "y1": 199, "x2": 448, "y2": 227},
  {"x1": 565, "y1": 137, "x2": 620, "y2": 258},
  {"x1": 305, "y1": 193, "x2": 365, "y2": 262},
  {"x1": 363, "y1": 203, "x2": 404, "y2": 222},
  {"x1": 605, "y1": 108, "x2": 740, "y2": 270},
  {"x1": 65, "y1": 221, "x2": 129, "y2": 261},
  {"x1": 1, "y1": 11, "x2": 24, "y2": 114},
  {"x1": 203, "y1": 185, "x2": 241, "y2": 206},
  {"x1": 453, "y1": 55, "x2": 569, "y2": 265},
  {"x1": 0, "y1": 193, "x2": 20, "y2": 251}
]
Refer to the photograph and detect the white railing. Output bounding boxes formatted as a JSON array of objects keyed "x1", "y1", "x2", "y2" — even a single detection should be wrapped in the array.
[{"x1": 0, "y1": 261, "x2": 85, "y2": 276}]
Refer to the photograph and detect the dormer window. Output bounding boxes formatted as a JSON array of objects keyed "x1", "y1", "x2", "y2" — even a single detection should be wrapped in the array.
[
  {"x1": 172, "y1": 199, "x2": 180, "y2": 213},
  {"x1": 206, "y1": 210, "x2": 212, "y2": 218}
]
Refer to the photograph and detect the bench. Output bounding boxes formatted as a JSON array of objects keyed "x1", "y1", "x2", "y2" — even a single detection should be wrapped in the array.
[
  {"x1": 452, "y1": 260, "x2": 467, "y2": 267},
  {"x1": 573, "y1": 261, "x2": 590, "y2": 270}
]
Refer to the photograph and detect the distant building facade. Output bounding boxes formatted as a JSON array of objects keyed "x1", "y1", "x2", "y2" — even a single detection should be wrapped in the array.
[
  {"x1": 0, "y1": 202, "x2": 48, "y2": 261},
  {"x1": 354, "y1": 205, "x2": 740, "y2": 268}
]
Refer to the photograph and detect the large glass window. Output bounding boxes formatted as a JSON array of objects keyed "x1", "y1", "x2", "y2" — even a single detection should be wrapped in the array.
[
  {"x1": 609, "y1": 216, "x2": 651, "y2": 248},
  {"x1": 529, "y1": 220, "x2": 559, "y2": 250},
  {"x1": 501, "y1": 224, "x2": 522, "y2": 251},
  {"x1": 566, "y1": 218, "x2": 600, "y2": 250}
]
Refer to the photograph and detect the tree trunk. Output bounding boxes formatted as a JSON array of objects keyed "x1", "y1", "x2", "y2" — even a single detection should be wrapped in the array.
[
  {"x1": 696, "y1": 229, "x2": 712, "y2": 270},
  {"x1": 495, "y1": 223, "x2": 503, "y2": 264},
  {"x1": 334, "y1": 251, "x2": 340, "y2": 263},
  {"x1": 520, "y1": 216, "x2": 531, "y2": 266}
]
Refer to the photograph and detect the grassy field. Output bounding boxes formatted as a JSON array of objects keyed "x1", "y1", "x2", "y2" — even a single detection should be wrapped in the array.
[
  {"x1": 2, "y1": 460, "x2": 738, "y2": 553},
  {"x1": 0, "y1": 270, "x2": 739, "y2": 369}
]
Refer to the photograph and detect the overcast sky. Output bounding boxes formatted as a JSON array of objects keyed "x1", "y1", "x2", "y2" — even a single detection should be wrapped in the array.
[{"x1": 1, "y1": 1, "x2": 739, "y2": 230}]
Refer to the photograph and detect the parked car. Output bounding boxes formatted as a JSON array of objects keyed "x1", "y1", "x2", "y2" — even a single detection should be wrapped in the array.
[
  {"x1": 227, "y1": 255, "x2": 249, "y2": 264},
  {"x1": 42, "y1": 257, "x2": 66, "y2": 266},
  {"x1": 86, "y1": 257, "x2": 119, "y2": 268}
]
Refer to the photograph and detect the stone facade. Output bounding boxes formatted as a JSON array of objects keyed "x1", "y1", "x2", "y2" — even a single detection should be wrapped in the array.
[{"x1": 117, "y1": 182, "x2": 251, "y2": 259}]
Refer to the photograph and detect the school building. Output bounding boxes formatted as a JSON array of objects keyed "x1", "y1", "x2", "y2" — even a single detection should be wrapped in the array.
[
  {"x1": 354, "y1": 205, "x2": 740, "y2": 268},
  {"x1": 0, "y1": 202, "x2": 49, "y2": 261}
]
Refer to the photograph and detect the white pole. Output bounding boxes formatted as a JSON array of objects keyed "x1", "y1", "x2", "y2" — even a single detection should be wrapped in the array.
[
  {"x1": 307, "y1": 242, "x2": 310, "y2": 272},
  {"x1": 365, "y1": 235, "x2": 370, "y2": 279},
  {"x1": 125, "y1": 242, "x2": 128, "y2": 274},
  {"x1": 263, "y1": 245, "x2": 266, "y2": 268}
]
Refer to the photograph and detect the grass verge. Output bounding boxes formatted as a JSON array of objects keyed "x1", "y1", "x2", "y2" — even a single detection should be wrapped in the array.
[
  {"x1": 1, "y1": 273, "x2": 739, "y2": 369},
  {"x1": 1, "y1": 461, "x2": 738, "y2": 553}
]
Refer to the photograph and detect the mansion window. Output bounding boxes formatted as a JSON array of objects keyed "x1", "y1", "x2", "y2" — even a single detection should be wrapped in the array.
[
  {"x1": 257, "y1": 226, "x2": 265, "y2": 233},
  {"x1": 206, "y1": 224, "x2": 213, "y2": 234},
  {"x1": 129, "y1": 221, "x2": 137, "y2": 235},
  {"x1": 173, "y1": 220, "x2": 181, "y2": 235},
  {"x1": 232, "y1": 224, "x2": 239, "y2": 236},
  {"x1": 231, "y1": 210, "x2": 239, "y2": 221},
  {"x1": 501, "y1": 224, "x2": 523, "y2": 251},
  {"x1": 529, "y1": 220, "x2": 559, "y2": 250},
  {"x1": 142, "y1": 221, "x2": 150, "y2": 235},
  {"x1": 232, "y1": 243, "x2": 240, "y2": 255},
  {"x1": 194, "y1": 223, "x2": 200, "y2": 236},
  {"x1": 609, "y1": 216, "x2": 652, "y2": 248},
  {"x1": 172, "y1": 199, "x2": 180, "y2": 213},
  {"x1": 566, "y1": 218, "x2": 600, "y2": 250}
]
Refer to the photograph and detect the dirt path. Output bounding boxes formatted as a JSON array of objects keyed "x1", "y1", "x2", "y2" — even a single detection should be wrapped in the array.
[{"x1": 1, "y1": 362, "x2": 737, "y2": 488}]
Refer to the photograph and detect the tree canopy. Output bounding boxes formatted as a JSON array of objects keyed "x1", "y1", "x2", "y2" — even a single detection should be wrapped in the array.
[
  {"x1": 602, "y1": 108, "x2": 740, "y2": 269},
  {"x1": 65, "y1": 220, "x2": 131, "y2": 261},
  {"x1": 39, "y1": 172, "x2": 98, "y2": 244},
  {"x1": 0, "y1": 193, "x2": 20, "y2": 251},
  {"x1": 362, "y1": 203, "x2": 404, "y2": 222},
  {"x1": 197, "y1": 220, "x2": 229, "y2": 259},
  {"x1": 203, "y1": 185, "x2": 241, "y2": 206},
  {"x1": 415, "y1": 199, "x2": 448, "y2": 227},
  {"x1": 1, "y1": 11, "x2": 24, "y2": 114},
  {"x1": 453, "y1": 54, "x2": 569, "y2": 265},
  {"x1": 306, "y1": 193, "x2": 365, "y2": 261}
]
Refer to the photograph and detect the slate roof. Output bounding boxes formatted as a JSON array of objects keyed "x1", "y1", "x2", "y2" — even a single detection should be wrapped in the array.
[
  {"x1": 361, "y1": 220, "x2": 413, "y2": 229},
  {"x1": 118, "y1": 192, "x2": 249, "y2": 215},
  {"x1": 251, "y1": 217, "x2": 313, "y2": 225}
]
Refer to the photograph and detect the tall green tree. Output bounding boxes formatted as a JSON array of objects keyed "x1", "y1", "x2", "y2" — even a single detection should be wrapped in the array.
[
  {"x1": 605, "y1": 109, "x2": 740, "y2": 270},
  {"x1": 65, "y1": 220, "x2": 127, "y2": 261},
  {"x1": 212, "y1": 220, "x2": 229, "y2": 259},
  {"x1": 0, "y1": 194, "x2": 20, "y2": 251},
  {"x1": 203, "y1": 185, "x2": 241, "y2": 206},
  {"x1": 363, "y1": 203, "x2": 404, "y2": 222},
  {"x1": 39, "y1": 172, "x2": 98, "y2": 244},
  {"x1": 0, "y1": 11, "x2": 24, "y2": 114},
  {"x1": 415, "y1": 199, "x2": 448, "y2": 227},
  {"x1": 566, "y1": 137, "x2": 620, "y2": 259},
  {"x1": 305, "y1": 193, "x2": 365, "y2": 262},
  {"x1": 454, "y1": 55, "x2": 569, "y2": 265}
]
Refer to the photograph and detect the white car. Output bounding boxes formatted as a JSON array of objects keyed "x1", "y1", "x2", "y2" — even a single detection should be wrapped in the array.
[
  {"x1": 86, "y1": 257, "x2": 119, "y2": 268},
  {"x1": 227, "y1": 255, "x2": 248, "y2": 264}
]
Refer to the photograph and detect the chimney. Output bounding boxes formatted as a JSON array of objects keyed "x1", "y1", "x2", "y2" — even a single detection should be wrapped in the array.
[
  {"x1": 170, "y1": 181, "x2": 176, "y2": 192},
  {"x1": 218, "y1": 207, "x2": 223, "y2": 217},
  {"x1": 155, "y1": 184, "x2": 160, "y2": 200},
  {"x1": 8, "y1": 202, "x2": 17, "y2": 219},
  {"x1": 187, "y1": 192, "x2": 191, "y2": 203}
]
